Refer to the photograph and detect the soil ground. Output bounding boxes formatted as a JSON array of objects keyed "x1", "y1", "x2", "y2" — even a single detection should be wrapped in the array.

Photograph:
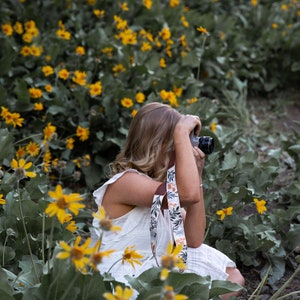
[{"x1": 238, "y1": 91, "x2": 300, "y2": 299}]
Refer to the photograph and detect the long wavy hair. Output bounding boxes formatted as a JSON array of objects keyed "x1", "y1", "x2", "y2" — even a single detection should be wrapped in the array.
[{"x1": 109, "y1": 102, "x2": 181, "y2": 181}]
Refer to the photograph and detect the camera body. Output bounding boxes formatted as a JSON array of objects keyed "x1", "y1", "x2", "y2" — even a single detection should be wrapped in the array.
[{"x1": 190, "y1": 132, "x2": 214, "y2": 154}]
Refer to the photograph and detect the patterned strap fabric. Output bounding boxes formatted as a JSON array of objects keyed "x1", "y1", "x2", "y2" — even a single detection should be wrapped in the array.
[{"x1": 150, "y1": 165, "x2": 188, "y2": 267}]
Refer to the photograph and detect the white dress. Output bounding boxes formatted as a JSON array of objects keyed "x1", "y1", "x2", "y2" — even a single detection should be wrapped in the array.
[{"x1": 91, "y1": 169, "x2": 236, "y2": 285}]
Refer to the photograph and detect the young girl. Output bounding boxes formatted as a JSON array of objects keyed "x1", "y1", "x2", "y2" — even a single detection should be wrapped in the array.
[{"x1": 91, "y1": 102, "x2": 244, "y2": 299}]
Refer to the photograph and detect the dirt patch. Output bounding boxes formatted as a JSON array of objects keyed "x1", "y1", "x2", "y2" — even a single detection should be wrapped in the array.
[{"x1": 239, "y1": 92, "x2": 300, "y2": 299}]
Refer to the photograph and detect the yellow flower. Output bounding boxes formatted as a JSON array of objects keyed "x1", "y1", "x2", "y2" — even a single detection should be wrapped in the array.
[
  {"x1": 43, "y1": 122, "x2": 57, "y2": 141},
  {"x1": 72, "y1": 70, "x2": 87, "y2": 85},
  {"x1": 281, "y1": 4, "x2": 288, "y2": 11},
  {"x1": 88, "y1": 81, "x2": 102, "y2": 97},
  {"x1": 45, "y1": 55, "x2": 51, "y2": 62},
  {"x1": 251, "y1": 0, "x2": 258, "y2": 6},
  {"x1": 141, "y1": 41, "x2": 152, "y2": 52},
  {"x1": 30, "y1": 45, "x2": 43, "y2": 56},
  {"x1": 1, "y1": 108, "x2": 24, "y2": 128},
  {"x1": 163, "y1": 285, "x2": 188, "y2": 300},
  {"x1": 173, "y1": 86, "x2": 183, "y2": 97},
  {"x1": 58, "y1": 68, "x2": 70, "y2": 80},
  {"x1": 254, "y1": 198, "x2": 267, "y2": 214},
  {"x1": 76, "y1": 125, "x2": 90, "y2": 141},
  {"x1": 135, "y1": 92, "x2": 145, "y2": 104},
  {"x1": 92, "y1": 206, "x2": 122, "y2": 233},
  {"x1": 161, "y1": 242, "x2": 186, "y2": 273},
  {"x1": 219, "y1": 31, "x2": 225, "y2": 40},
  {"x1": 29, "y1": 87, "x2": 43, "y2": 99},
  {"x1": 86, "y1": 0, "x2": 96, "y2": 5},
  {"x1": 131, "y1": 109, "x2": 137, "y2": 117},
  {"x1": 116, "y1": 29, "x2": 137, "y2": 45},
  {"x1": 89, "y1": 240, "x2": 115, "y2": 270},
  {"x1": 43, "y1": 150, "x2": 52, "y2": 173},
  {"x1": 16, "y1": 146, "x2": 26, "y2": 158},
  {"x1": 65, "y1": 220, "x2": 77, "y2": 233},
  {"x1": 216, "y1": 207, "x2": 233, "y2": 220},
  {"x1": 197, "y1": 26, "x2": 209, "y2": 35},
  {"x1": 210, "y1": 121, "x2": 217, "y2": 133},
  {"x1": 14, "y1": 22, "x2": 23, "y2": 34},
  {"x1": 159, "y1": 90, "x2": 178, "y2": 107},
  {"x1": 66, "y1": 137, "x2": 75, "y2": 150},
  {"x1": 112, "y1": 64, "x2": 126, "y2": 76},
  {"x1": 159, "y1": 27, "x2": 171, "y2": 40},
  {"x1": 42, "y1": 65, "x2": 54, "y2": 77},
  {"x1": 0, "y1": 194, "x2": 6, "y2": 205},
  {"x1": 26, "y1": 141, "x2": 40, "y2": 157},
  {"x1": 122, "y1": 245, "x2": 144, "y2": 269},
  {"x1": 103, "y1": 285, "x2": 134, "y2": 300},
  {"x1": 76, "y1": 46, "x2": 85, "y2": 56},
  {"x1": 102, "y1": 47, "x2": 113, "y2": 57},
  {"x1": 272, "y1": 23, "x2": 278, "y2": 29},
  {"x1": 121, "y1": 97, "x2": 133, "y2": 108},
  {"x1": 45, "y1": 84, "x2": 53, "y2": 93},
  {"x1": 169, "y1": 0, "x2": 180, "y2": 8},
  {"x1": 34, "y1": 102, "x2": 44, "y2": 111},
  {"x1": 114, "y1": 15, "x2": 128, "y2": 31},
  {"x1": 56, "y1": 236, "x2": 93, "y2": 272},
  {"x1": 180, "y1": 15, "x2": 189, "y2": 27},
  {"x1": 22, "y1": 32, "x2": 33, "y2": 43},
  {"x1": 62, "y1": 214, "x2": 78, "y2": 233},
  {"x1": 56, "y1": 29, "x2": 71, "y2": 40},
  {"x1": 20, "y1": 46, "x2": 32, "y2": 56},
  {"x1": 119, "y1": 2, "x2": 129, "y2": 11},
  {"x1": 45, "y1": 184, "x2": 85, "y2": 224},
  {"x1": 186, "y1": 97, "x2": 198, "y2": 104},
  {"x1": 160, "y1": 57, "x2": 167, "y2": 68},
  {"x1": 180, "y1": 34, "x2": 188, "y2": 47},
  {"x1": 2, "y1": 23, "x2": 13, "y2": 36},
  {"x1": 93, "y1": 9, "x2": 105, "y2": 18},
  {"x1": 143, "y1": 0, "x2": 152, "y2": 9},
  {"x1": 11, "y1": 158, "x2": 36, "y2": 180}
]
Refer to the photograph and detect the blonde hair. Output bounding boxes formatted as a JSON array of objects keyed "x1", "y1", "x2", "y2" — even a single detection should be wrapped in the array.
[{"x1": 109, "y1": 102, "x2": 181, "y2": 181}]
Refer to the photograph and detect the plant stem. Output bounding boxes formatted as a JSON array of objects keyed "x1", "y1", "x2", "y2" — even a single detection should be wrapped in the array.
[
  {"x1": 60, "y1": 272, "x2": 80, "y2": 300},
  {"x1": 275, "y1": 291, "x2": 300, "y2": 300},
  {"x1": 196, "y1": 36, "x2": 207, "y2": 81},
  {"x1": 47, "y1": 217, "x2": 55, "y2": 274},
  {"x1": 248, "y1": 263, "x2": 271, "y2": 300},
  {"x1": 269, "y1": 264, "x2": 300, "y2": 300},
  {"x1": 106, "y1": 257, "x2": 122, "y2": 274},
  {"x1": 17, "y1": 182, "x2": 40, "y2": 283},
  {"x1": 2, "y1": 234, "x2": 8, "y2": 266},
  {"x1": 42, "y1": 212, "x2": 45, "y2": 265}
]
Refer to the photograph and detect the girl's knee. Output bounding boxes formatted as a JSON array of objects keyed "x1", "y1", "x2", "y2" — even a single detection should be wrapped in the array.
[{"x1": 226, "y1": 267, "x2": 245, "y2": 287}]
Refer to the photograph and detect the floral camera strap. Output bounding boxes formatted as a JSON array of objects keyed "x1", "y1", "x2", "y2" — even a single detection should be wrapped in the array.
[{"x1": 150, "y1": 165, "x2": 188, "y2": 266}]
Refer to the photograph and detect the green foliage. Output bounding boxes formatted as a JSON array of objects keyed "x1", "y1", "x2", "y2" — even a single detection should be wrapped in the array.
[{"x1": 0, "y1": 0, "x2": 299, "y2": 299}]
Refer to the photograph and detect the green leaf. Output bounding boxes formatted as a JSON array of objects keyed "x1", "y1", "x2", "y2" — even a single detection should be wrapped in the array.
[
  {"x1": 221, "y1": 152, "x2": 238, "y2": 171},
  {"x1": 0, "y1": 129, "x2": 14, "y2": 163},
  {"x1": 288, "y1": 144, "x2": 300, "y2": 154},
  {"x1": 209, "y1": 280, "x2": 243, "y2": 298},
  {"x1": 13, "y1": 79, "x2": 31, "y2": 111},
  {"x1": 0, "y1": 42, "x2": 16, "y2": 76},
  {"x1": 0, "y1": 267, "x2": 15, "y2": 297}
]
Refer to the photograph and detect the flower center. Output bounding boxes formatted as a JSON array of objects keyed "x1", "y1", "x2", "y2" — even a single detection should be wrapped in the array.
[
  {"x1": 56, "y1": 196, "x2": 69, "y2": 209},
  {"x1": 71, "y1": 247, "x2": 84, "y2": 260},
  {"x1": 15, "y1": 167, "x2": 26, "y2": 179}
]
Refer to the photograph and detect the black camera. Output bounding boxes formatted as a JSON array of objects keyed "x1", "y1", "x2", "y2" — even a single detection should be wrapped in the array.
[{"x1": 190, "y1": 133, "x2": 214, "y2": 155}]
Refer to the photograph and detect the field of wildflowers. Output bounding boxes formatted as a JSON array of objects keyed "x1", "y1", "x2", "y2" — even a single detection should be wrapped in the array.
[{"x1": 0, "y1": 0, "x2": 300, "y2": 299}]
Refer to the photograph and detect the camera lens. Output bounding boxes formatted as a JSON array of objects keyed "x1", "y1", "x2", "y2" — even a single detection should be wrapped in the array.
[{"x1": 197, "y1": 136, "x2": 214, "y2": 154}]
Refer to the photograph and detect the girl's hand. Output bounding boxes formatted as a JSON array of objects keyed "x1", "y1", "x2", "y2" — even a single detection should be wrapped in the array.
[
  {"x1": 192, "y1": 146, "x2": 205, "y2": 178},
  {"x1": 175, "y1": 114, "x2": 201, "y2": 137}
]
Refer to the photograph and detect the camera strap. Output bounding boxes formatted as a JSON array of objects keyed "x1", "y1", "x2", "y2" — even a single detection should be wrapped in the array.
[{"x1": 150, "y1": 165, "x2": 188, "y2": 268}]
